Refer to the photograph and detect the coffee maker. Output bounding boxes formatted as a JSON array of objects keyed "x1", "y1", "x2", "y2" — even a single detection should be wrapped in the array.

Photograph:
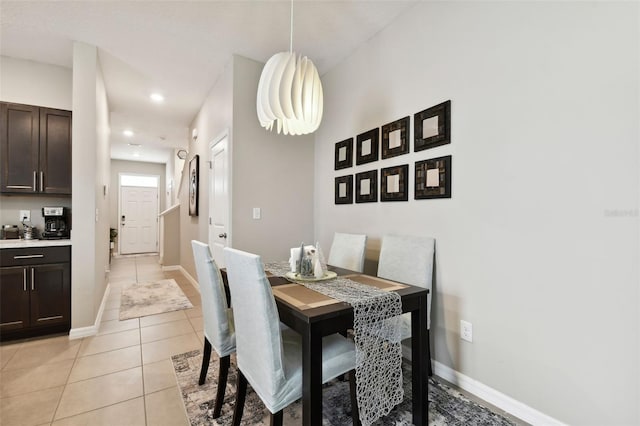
[{"x1": 41, "y1": 207, "x2": 70, "y2": 239}]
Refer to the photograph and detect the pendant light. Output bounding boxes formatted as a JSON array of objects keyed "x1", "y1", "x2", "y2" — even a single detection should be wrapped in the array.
[{"x1": 256, "y1": 0, "x2": 323, "y2": 136}]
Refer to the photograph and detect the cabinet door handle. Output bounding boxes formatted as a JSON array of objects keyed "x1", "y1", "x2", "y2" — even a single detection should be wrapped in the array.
[
  {"x1": 13, "y1": 254, "x2": 44, "y2": 259},
  {"x1": 40, "y1": 172, "x2": 44, "y2": 192},
  {"x1": 23, "y1": 268, "x2": 27, "y2": 292},
  {"x1": 31, "y1": 268, "x2": 34, "y2": 291},
  {"x1": 33, "y1": 171, "x2": 37, "y2": 191}
]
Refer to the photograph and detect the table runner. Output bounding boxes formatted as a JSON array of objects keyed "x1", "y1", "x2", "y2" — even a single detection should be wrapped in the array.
[{"x1": 264, "y1": 262, "x2": 404, "y2": 426}]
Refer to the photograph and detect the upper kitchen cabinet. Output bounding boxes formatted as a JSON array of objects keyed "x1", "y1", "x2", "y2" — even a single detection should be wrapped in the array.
[{"x1": 0, "y1": 102, "x2": 72, "y2": 195}]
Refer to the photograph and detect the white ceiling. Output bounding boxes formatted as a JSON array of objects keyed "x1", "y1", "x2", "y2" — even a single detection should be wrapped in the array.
[{"x1": 1, "y1": 0, "x2": 417, "y2": 164}]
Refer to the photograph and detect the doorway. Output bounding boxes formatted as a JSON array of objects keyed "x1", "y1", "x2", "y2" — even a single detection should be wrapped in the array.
[
  {"x1": 209, "y1": 132, "x2": 230, "y2": 266},
  {"x1": 119, "y1": 174, "x2": 160, "y2": 255}
]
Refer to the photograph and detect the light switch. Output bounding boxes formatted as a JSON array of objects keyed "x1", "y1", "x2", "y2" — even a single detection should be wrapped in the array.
[{"x1": 253, "y1": 207, "x2": 261, "y2": 220}]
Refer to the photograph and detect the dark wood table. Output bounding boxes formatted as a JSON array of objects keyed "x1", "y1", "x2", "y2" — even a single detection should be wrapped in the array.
[{"x1": 222, "y1": 266, "x2": 429, "y2": 426}]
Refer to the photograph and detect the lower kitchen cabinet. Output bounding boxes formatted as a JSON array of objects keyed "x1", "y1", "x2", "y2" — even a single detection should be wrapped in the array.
[{"x1": 0, "y1": 246, "x2": 71, "y2": 340}]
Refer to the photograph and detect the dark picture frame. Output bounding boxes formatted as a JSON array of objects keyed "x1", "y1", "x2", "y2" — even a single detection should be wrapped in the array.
[
  {"x1": 334, "y1": 175, "x2": 353, "y2": 204},
  {"x1": 334, "y1": 138, "x2": 353, "y2": 170},
  {"x1": 414, "y1": 100, "x2": 451, "y2": 152},
  {"x1": 380, "y1": 164, "x2": 408, "y2": 202},
  {"x1": 189, "y1": 155, "x2": 199, "y2": 216},
  {"x1": 355, "y1": 170, "x2": 378, "y2": 203},
  {"x1": 415, "y1": 155, "x2": 452, "y2": 199},
  {"x1": 381, "y1": 116, "x2": 410, "y2": 159},
  {"x1": 355, "y1": 128, "x2": 379, "y2": 165}
]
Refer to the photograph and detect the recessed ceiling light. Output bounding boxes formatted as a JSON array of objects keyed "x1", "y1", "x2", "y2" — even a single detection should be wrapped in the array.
[
  {"x1": 123, "y1": 129, "x2": 134, "y2": 137},
  {"x1": 132, "y1": 152, "x2": 140, "y2": 157},
  {"x1": 150, "y1": 93, "x2": 164, "y2": 103}
]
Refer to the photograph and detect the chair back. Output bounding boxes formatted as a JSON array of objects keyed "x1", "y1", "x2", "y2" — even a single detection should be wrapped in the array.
[
  {"x1": 191, "y1": 240, "x2": 235, "y2": 357},
  {"x1": 223, "y1": 247, "x2": 286, "y2": 400},
  {"x1": 377, "y1": 234, "x2": 435, "y2": 328},
  {"x1": 327, "y1": 232, "x2": 367, "y2": 272}
]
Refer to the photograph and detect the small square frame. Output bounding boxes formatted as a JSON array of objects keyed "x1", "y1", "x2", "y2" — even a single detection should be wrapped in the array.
[
  {"x1": 189, "y1": 155, "x2": 199, "y2": 216},
  {"x1": 415, "y1": 155, "x2": 452, "y2": 199},
  {"x1": 355, "y1": 170, "x2": 378, "y2": 203},
  {"x1": 334, "y1": 138, "x2": 353, "y2": 170},
  {"x1": 334, "y1": 175, "x2": 353, "y2": 204},
  {"x1": 414, "y1": 100, "x2": 451, "y2": 152},
  {"x1": 380, "y1": 164, "x2": 408, "y2": 202},
  {"x1": 355, "y1": 128, "x2": 379, "y2": 165},
  {"x1": 381, "y1": 116, "x2": 410, "y2": 159}
]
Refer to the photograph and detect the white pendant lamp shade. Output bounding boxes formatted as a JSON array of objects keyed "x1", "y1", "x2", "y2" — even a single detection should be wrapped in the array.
[{"x1": 256, "y1": 51, "x2": 324, "y2": 136}]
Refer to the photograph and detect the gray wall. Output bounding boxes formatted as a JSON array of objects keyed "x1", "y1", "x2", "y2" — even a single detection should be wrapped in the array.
[{"x1": 314, "y1": 2, "x2": 638, "y2": 425}]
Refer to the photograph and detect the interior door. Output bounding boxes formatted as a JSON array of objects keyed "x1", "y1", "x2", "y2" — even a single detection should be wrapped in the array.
[
  {"x1": 209, "y1": 135, "x2": 229, "y2": 266},
  {"x1": 120, "y1": 186, "x2": 159, "y2": 254}
]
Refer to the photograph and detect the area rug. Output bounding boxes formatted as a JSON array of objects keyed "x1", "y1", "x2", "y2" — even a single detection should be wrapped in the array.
[
  {"x1": 172, "y1": 349, "x2": 517, "y2": 426},
  {"x1": 119, "y1": 278, "x2": 194, "y2": 320}
]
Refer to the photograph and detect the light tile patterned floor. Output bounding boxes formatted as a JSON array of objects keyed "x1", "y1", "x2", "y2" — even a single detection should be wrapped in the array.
[{"x1": 0, "y1": 255, "x2": 199, "y2": 426}]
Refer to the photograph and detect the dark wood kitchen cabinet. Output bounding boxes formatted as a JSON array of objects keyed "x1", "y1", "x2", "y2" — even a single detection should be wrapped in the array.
[
  {"x1": 0, "y1": 246, "x2": 71, "y2": 340},
  {"x1": 0, "y1": 102, "x2": 72, "y2": 195}
]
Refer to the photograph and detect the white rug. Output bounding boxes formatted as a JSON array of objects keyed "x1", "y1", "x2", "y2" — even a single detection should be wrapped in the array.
[{"x1": 119, "y1": 278, "x2": 194, "y2": 320}]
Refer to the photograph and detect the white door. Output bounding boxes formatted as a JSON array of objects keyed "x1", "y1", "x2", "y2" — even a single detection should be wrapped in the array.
[
  {"x1": 209, "y1": 135, "x2": 229, "y2": 265},
  {"x1": 120, "y1": 186, "x2": 159, "y2": 254}
]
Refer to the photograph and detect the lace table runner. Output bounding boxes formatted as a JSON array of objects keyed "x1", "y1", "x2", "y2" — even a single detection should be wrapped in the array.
[{"x1": 264, "y1": 262, "x2": 404, "y2": 426}]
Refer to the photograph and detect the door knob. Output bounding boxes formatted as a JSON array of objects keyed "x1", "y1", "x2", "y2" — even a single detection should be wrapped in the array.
[{"x1": 218, "y1": 233, "x2": 227, "y2": 239}]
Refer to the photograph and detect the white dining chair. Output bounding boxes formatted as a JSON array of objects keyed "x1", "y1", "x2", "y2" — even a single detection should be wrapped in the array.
[
  {"x1": 327, "y1": 232, "x2": 367, "y2": 272},
  {"x1": 191, "y1": 240, "x2": 236, "y2": 418},
  {"x1": 223, "y1": 247, "x2": 360, "y2": 426},
  {"x1": 377, "y1": 234, "x2": 435, "y2": 375}
]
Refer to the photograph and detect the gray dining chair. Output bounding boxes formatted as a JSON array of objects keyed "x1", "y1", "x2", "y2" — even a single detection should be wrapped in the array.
[
  {"x1": 223, "y1": 247, "x2": 360, "y2": 426},
  {"x1": 191, "y1": 240, "x2": 236, "y2": 418},
  {"x1": 377, "y1": 234, "x2": 435, "y2": 375},
  {"x1": 327, "y1": 232, "x2": 367, "y2": 272}
]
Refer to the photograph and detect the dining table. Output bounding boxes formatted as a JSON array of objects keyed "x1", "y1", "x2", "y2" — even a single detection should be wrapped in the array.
[{"x1": 221, "y1": 265, "x2": 429, "y2": 426}]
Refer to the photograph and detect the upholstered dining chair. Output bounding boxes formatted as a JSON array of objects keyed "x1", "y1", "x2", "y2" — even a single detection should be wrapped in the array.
[
  {"x1": 223, "y1": 247, "x2": 360, "y2": 426},
  {"x1": 191, "y1": 240, "x2": 236, "y2": 418},
  {"x1": 327, "y1": 232, "x2": 367, "y2": 273},
  {"x1": 377, "y1": 234, "x2": 435, "y2": 375}
]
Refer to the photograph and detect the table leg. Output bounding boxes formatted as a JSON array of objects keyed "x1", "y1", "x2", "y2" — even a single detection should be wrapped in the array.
[
  {"x1": 302, "y1": 324, "x2": 323, "y2": 426},
  {"x1": 412, "y1": 294, "x2": 428, "y2": 426}
]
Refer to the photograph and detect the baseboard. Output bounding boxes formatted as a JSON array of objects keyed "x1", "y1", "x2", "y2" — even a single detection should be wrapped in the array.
[
  {"x1": 161, "y1": 265, "x2": 181, "y2": 272},
  {"x1": 432, "y1": 360, "x2": 566, "y2": 426},
  {"x1": 178, "y1": 265, "x2": 200, "y2": 292},
  {"x1": 69, "y1": 283, "x2": 111, "y2": 340}
]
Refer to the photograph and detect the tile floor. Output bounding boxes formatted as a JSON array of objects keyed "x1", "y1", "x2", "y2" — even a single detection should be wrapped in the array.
[{"x1": 0, "y1": 254, "x2": 201, "y2": 426}]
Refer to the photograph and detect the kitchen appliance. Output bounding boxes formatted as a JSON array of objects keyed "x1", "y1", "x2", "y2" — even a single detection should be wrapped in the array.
[
  {"x1": 2, "y1": 225, "x2": 19, "y2": 239},
  {"x1": 41, "y1": 207, "x2": 70, "y2": 239}
]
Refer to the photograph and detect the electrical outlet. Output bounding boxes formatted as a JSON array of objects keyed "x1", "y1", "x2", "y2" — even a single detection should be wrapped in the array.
[
  {"x1": 19, "y1": 210, "x2": 30, "y2": 222},
  {"x1": 460, "y1": 320, "x2": 473, "y2": 342},
  {"x1": 252, "y1": 207, "x2": 261, "y2": 220}
]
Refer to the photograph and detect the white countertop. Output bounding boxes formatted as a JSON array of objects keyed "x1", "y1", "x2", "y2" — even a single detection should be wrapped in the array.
[{"x1": 0, "y1": 239, "x2": 71, "y2": 249}]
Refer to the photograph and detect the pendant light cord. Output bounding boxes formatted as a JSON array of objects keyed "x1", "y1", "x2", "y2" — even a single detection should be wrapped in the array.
[{"x1": 289, "y1": 0, "x2": 293, "y2": 52}]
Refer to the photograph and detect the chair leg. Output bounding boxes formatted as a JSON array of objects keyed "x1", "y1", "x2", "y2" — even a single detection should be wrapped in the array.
[
  {"x1": 348, "y1": 370, "x2": 361, "y2": 426},
  {"x1": 427, "y1": 328, "x2": 433, "y2": 377},
  {"x1": 212, "y1": 355, "x2": 230, "y2": 418},
  {"x1": 270, "y1": 410, "x2": 283, "y2": 426},
  {"x1": 198, "y1": 338, "x2": 212, "y2": 385},
  {"x1": 232, "y1": 369, "x2": 248, "y2": 426}
]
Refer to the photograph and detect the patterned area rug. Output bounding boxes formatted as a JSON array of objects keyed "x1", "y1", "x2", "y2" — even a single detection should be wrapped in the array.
[
  {"x1": 119, "y1": 278, "x2": 193, "y2": 320},
  {"x1": 172, "y1": 349, "x2": 517, "y2": 426}
]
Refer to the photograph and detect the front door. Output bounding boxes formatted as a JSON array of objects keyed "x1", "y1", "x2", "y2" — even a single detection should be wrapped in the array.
[
  {"x1": 120, "y1": 186, "x2": 158, "y2": 254},
  {"x1": 209, "y1": 134, "x2": 229, "y2": 266}
]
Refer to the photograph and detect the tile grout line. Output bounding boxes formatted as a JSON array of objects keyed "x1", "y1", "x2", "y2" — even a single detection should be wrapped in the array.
[
  {"x1": 49, "y1": 335, "x2": 84, "y2": 424},
  {"x1": 136, "y1": 256, "x2": 150, "y2": 426}
]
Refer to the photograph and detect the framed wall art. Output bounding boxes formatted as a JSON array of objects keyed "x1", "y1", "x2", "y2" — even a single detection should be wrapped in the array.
[
  {"x1": 356, "y1": 128, "x2": 379, "y2": 165},
  {"x1": 380, "y1": 164, "x2": 408, "y2": 202},
  {"x1": 381, "y1": 116, "x2": 410, "y2": 159},
  {"x1": 334, "y1": 138, "x2": 353, "y2": 170},
  {"x1": 334, "y1": 175, "x2": 353, "y2": 204},
  {"x1": 415, "y1": 155, "x2": 452, "y2": 199},
  {"x1": 189, "y1": 155, "x2": 200, "y2": 216},
  {"x1": 414, "y1": 100, "x2": 451, "y2": 152},
  {"x1": 355, "y1": 170, "x2": 378, "y2": 203}
]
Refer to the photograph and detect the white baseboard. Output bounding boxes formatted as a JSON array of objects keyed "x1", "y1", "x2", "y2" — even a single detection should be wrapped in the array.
[
  {"x1": 178, "y1": 265, "x2": 200, "y2": 292},
  {"x1": 161, "y1": 265, "x2": 181, "y2": 272},
  {"x1": 69, "y1": 283, "x2": 111, "y2": 340},
  {"x1": 433, "y1": 360, "x2": 566, "y2": 426}
]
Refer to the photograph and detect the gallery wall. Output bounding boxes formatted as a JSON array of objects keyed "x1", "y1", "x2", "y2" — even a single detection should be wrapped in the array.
[{"x1": 314, "y1": 2, "x2": 639, "y2": 425}]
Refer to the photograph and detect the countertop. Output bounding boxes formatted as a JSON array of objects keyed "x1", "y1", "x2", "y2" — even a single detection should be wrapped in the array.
[{"x1": 0, "y1": 239, "x2": 72, "y2": 249}]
